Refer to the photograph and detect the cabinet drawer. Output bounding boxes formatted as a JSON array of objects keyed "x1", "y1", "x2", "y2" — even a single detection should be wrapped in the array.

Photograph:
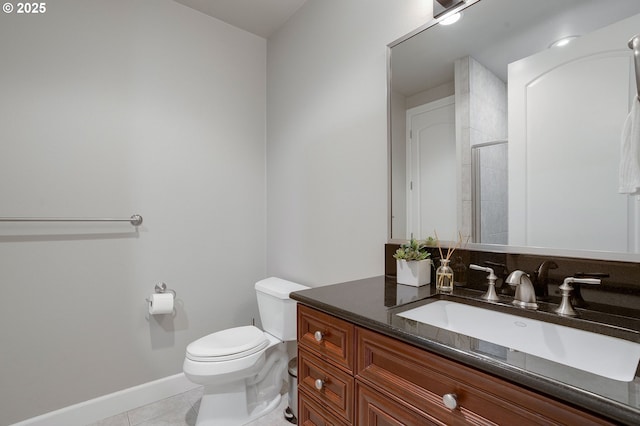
[
  {"x1": 298, "y1": 390, "x2": 350, "y2": 426},
  {"x1": 357, "y1": 381, "x2": 445, "y2": 426},
  {"x1": 299, "y1": 348, "x2": 354, "y2": 423},
  {"x1": 298, "y1": 305, "x2": 354, "y2": 372},
  {"x1": 356, "y1": 327, "x2": 612, "y2": 426}
]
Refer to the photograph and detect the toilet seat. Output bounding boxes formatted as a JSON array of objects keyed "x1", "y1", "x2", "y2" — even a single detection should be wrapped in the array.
[{"x1": 186, "y1": 325, "x2": 269, "y2": 362}]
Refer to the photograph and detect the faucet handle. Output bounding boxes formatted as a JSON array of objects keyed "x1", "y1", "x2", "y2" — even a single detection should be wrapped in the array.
[
  {"x1": 483, "y1": 261, "x2": 513, "y2": 295},
  {"x1": 555, "y1": 277, "x2": 601, "y2": 316},
  {"x1": 470, "y1": 264, "x2": 500, "y2": 302},
  {"x1": 571, "y1": 273, "x2": 608, "y2": 307},
  {"x1": 566, "y1": 277, "x2": 601, "y2": 286},
  {"x1": 470, "y1": 264, "x2": 497, "y2": 279}
]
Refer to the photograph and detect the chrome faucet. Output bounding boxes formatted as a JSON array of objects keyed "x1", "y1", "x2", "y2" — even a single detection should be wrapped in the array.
[
  {"x1": 505, "y1": 270, "x2": 538, "y2": 309},
  {"x1": 532, "y1": 260, "x2": 558, "y2": 298}
]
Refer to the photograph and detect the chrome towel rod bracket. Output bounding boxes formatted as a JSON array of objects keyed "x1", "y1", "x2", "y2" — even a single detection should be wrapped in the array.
[{"x1": 0, "y1": 214, "x2": 143, "y2": 226}]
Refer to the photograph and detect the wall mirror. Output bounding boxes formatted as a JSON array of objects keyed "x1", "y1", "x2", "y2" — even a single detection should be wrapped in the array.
[{"x1": 389, "y1": 0, "x2": 640, "y2": 261}]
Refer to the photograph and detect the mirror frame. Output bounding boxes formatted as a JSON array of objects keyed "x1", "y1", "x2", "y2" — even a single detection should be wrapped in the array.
[{"x1": 386, "y1": 0, "x2": 640, "y2": 263}]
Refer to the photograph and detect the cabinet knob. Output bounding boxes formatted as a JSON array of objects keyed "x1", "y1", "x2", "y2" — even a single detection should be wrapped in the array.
[
  {"x1": 314, "y1": 378, "x2": 325, "y2": 390},
  {"x1": 314, "y1": 331, "x2": 324, "y2": 342},
  {"x1": 442, "y1": 393, "x2": 458, "y2": 410}
]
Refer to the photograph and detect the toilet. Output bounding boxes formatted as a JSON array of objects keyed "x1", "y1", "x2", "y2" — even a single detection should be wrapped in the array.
[{"x1": 183, "y1": 277, "x2": 309, "y2": 426}]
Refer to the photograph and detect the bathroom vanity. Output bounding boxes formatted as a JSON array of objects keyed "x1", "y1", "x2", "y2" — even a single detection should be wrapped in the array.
[
  {"x1": 367, "y1": 0, "x2": 640, "y2": 420},
  {"x1": 291, "y1": 276, "x2": 640, "y2": 425}
]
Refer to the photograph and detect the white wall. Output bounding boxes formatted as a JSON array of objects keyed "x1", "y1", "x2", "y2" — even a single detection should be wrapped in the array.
[
  {"x1": 1, "y1": 0, "x2": 438, "y2": 422},
  {"x1": 266, "y1": 0, "x2": 432, "y2": 285},
  {"x1": 0, "y1": 0, "x2": 266, "y2": 423}
]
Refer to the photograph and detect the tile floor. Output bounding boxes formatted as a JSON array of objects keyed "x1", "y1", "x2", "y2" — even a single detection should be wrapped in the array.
[{"x1": 87, "y1": 387, "x2": 293, "y2": 426}]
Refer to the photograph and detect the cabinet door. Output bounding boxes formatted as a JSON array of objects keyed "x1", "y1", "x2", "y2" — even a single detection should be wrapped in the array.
[
  {"x1": 298, "y1": 391, "x2": 350, "y2": 426},
  {"x1": 357, "y1": 382, "x2": 445, "y2": 426},
  {"x1": 298, "y1": 305, "x2": 354, "y2": 372},
  {"x1": 356, "y1": 327, "x2": 612, "y2": 425},
  {"x1": 299, "y1": 348, "x2": 354, "y2": 423}
]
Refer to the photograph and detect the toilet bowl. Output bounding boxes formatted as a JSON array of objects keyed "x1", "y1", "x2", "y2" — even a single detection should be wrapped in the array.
[{"x1": 183, "y1": 277, "x2": 309, "y2": 426}]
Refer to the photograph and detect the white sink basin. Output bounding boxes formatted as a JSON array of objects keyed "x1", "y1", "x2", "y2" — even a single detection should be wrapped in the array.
[{"x1": 397, "y1": 300, "x2": 640, "y2": 382}]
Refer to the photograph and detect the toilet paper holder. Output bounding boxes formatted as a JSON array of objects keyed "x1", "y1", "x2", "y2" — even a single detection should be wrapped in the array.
[
  {"x1": 146, "y1": 282, "x2": 176, "y2": 302},
  {"x1": 146, "y1": 282, "x2": 177, "y2": 316}
]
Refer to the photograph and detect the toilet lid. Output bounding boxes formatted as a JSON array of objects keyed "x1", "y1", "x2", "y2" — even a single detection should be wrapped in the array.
[{"x1": 186, "y1": 325, "x2": 269, "y2": 361}]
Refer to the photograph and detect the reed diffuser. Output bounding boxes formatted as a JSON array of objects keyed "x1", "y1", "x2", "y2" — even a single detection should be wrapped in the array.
[{"x1": 434, "y1": 231, "x2": 468, "y2": 292}]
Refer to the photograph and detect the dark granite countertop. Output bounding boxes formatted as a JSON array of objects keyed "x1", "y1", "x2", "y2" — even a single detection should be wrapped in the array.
[{"x1": 291, "y1": 275, "x2": 640, "y2": 425}]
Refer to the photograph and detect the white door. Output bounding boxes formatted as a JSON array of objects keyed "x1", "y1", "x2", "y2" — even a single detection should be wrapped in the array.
[
  {"x1": 407, "y1": 96, "x2": 456, "y2": 240},
  {"x1": 509, "y1": 14, "x2": 639, "y2": 252}
]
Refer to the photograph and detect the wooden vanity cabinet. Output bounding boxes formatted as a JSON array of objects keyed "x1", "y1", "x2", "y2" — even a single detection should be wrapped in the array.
[
  {"x1": 297, "y1": 304, "x2": 355, "y2": 424},
  {"x1": 357, "y1": 327, "x2": 612, "y2": 426},
  {"x1": 297, "y1": 305, "x2": 613, "y2": 426},
  {"x1": 298, "y1": 391, "x2": 351, "y2": 426}
]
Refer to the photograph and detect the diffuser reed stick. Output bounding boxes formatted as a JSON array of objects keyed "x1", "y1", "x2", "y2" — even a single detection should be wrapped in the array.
[
  {"x1": 434, "y1": 230, "x2": 465, "y2": 261},
  {"x1": 433, "y1": 231, "x2": 469, "y2": 291}
]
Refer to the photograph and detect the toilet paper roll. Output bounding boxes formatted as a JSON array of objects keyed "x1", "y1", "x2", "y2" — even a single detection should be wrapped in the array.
[{"x1": 148, "y1": 293, "x2": 174, "y2": 315}]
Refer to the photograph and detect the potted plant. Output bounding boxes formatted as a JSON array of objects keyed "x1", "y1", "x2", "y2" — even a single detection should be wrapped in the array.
[{"x1": 394, "y1": 238, "x2": 432, "y2": 286}]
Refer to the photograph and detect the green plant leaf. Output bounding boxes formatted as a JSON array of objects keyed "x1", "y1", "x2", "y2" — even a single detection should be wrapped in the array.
[{"x1": 393, "y1": 238, "x2": 431, "y2": 261}]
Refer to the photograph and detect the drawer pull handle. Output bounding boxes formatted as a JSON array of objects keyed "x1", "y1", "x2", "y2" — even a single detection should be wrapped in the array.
[
  {"x1": 443, "y1": 393, "x2": 458, "y2": 410},
  {"x1": 314, "y1": 331, "x2": 324, "y2": 342},
  {"x1": 314, "y1": 378, "x2": 325, "y2": 390}
]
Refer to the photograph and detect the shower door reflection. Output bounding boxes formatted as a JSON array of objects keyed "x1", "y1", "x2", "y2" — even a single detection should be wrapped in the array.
[{"x1": 472, "y1": 141, "x2": 508, "y2": 244}]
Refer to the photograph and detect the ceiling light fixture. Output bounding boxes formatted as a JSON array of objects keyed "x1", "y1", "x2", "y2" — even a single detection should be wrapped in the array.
[
  {"x1": 549, "y1": 35, "x2": 580, "y2": 48},
  {"x1": 439, "y1": 11, "x2": 462, "y2": 26}
]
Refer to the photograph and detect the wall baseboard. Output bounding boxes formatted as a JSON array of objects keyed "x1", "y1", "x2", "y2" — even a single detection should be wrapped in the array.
[{"x1": 12, "y1": 373, "x2": 200, "y2": 426}]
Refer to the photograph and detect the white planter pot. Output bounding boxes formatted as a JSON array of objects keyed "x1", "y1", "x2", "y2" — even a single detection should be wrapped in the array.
[{"x1": 396, "y1": 259, "x2": 432, "y2": 287}]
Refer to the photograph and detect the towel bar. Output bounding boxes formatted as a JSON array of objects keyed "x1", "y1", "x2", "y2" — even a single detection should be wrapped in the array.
[{"x1": 0, "y1": 214, "x2": 143, "y2": 226}]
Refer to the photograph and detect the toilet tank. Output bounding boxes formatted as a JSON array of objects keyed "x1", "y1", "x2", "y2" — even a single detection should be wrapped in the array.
[{"x1": 255, "y1": 277, "x2": 309, "y2": 341}]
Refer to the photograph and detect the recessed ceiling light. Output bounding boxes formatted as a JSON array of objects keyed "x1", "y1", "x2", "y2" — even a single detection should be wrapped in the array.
[
  {"x1": 549, "y1": 36, "x2": 580, "y2": 48},
  {"x1": 439, "y1": 11, "x2": 462, "y2": 26}
]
